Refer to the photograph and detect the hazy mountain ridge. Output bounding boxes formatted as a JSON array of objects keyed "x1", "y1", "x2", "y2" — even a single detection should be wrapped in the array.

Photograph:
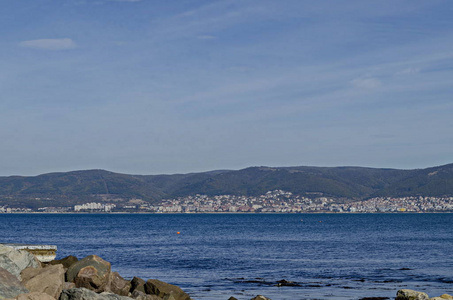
[{"x1": 0, "y1": 164, "x2": 452, "y2": 208}]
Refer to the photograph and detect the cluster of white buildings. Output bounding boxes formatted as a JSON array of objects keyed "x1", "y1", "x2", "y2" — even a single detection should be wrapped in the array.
[
  {"x1": 1, "y1": 193, "x2": 453, "y2": 213},
  {"x1": 145, "y1": 191, "x2": 453, "y2": 213},
  {"x1": 0, "y1": 206, "x2": 32, "y2": 213},
  {"x1": 343, "y1": 196, "x2": 453, "y2": 212},
  {"x1": 74, "y1": 202, "x2": 116, "y2": 212},
  {"x1": 0, "y1": 206, "x2": 11, "y2": 213},
  {"x1": 151, "y1": 190, "x2": 333, "y2": 213}
]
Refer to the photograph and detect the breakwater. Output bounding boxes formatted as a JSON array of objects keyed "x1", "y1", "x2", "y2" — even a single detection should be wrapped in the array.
[{"x1": 3, "y1": 243, "x2": 57, "y2": 262}]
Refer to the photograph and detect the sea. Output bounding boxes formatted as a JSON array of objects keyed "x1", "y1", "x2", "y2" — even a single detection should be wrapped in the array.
[{"x1": 1, "y1": 213, "x2": 452, "y2": 300}]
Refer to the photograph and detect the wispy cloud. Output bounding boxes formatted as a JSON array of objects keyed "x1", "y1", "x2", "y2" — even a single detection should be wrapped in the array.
[
  {"x1": 19, "y1": 38, "x2": 77, "y2": 50},
  {"x1": 350, "y1": 77, "x2": 381, "y2": 89},
  {"x1": 150, "y1": 1, "x2": 263, "y2": 40},
  {"x1": 394, "y1": 67, "x2": 420, "y2": 76}
]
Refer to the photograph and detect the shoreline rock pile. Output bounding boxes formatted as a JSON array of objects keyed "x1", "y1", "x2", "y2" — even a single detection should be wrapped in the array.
[{"x1": 0, "y1": 244, "x2": 271, "y2": 300}]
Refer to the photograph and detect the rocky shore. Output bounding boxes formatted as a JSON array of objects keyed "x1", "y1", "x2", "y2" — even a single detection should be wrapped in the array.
[{"x1": 0, "y1": 244, "x2": 451, "y2": 300}]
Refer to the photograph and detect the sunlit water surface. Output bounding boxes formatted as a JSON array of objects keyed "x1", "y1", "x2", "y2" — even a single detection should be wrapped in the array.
[{"x1": 1, "y1": 213, "x2": 452, "y2": 300}]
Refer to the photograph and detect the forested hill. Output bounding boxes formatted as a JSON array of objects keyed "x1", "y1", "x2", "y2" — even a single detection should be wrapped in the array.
[{"x1": 1, "y1": 163, "x2": 452, "y2": 207}]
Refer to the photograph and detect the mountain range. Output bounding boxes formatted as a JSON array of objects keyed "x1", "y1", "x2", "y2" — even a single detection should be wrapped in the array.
[{"x1": 1, "y1": 163, "x2": 452, "y2": 208}]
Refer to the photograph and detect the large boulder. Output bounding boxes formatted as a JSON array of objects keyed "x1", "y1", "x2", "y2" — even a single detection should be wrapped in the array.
[
  {"x1": 251, "y1": 296, "x2": 272, "y2": 300},
  {"x1": 63, "y1": 282, "x2": 76, "y2": 290},
  {"x1": 60, "y1": 288, "x2": 133, "y2": 300},
  {"x1": 130, "y1": 291, "x2": 161, "y2": 300},
  {"x1": 130, "y1": 277, "x2": 146, "y2": 294},
  {"x1": 396, "y1": 289, "x2": 429, "y2": 300},
  {"x1": 144, "y1": 279, "x2": 191, "y2": 300},
  {"x1": 21, "y1": 264, "x2": 65, "y2": 299},
  {"x1": 48, "y1": 256, "x2": 78, "y2": 270},
  {"x1": 108, "y1": 272, "x2": 131, "y2": 296},
  {"x1": 0, "y1": 267, "x2": 29, "y2": 299},
  {"x1": 0, "y1": 244, "x2": 41, "y2": 280},
  {"x1": 12, "y1": 292, "x2": 56, "y2": 300},
  {"x1": 66, "y1": 255, "x2": 111, "y2": 293}
]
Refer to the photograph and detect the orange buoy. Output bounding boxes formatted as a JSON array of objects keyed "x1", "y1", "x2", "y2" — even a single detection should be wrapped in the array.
[{"x1": 177, "y1": 232, "x2": 181, "y2": 234}]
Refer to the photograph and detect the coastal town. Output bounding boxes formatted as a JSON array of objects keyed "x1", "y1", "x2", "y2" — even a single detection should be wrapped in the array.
[{"x1": 1, "y1": 190, "x2": 452, "y2": 213}]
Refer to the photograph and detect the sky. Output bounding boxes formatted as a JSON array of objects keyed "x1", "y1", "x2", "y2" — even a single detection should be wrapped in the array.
[{"x1": 1, "y1": 0, "x2": 452, "y2": 176}]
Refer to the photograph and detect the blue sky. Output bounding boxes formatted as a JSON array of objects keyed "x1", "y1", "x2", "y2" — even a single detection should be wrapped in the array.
[{"x1": 1, "y1": 0, "x2": 452, "y2": 176}]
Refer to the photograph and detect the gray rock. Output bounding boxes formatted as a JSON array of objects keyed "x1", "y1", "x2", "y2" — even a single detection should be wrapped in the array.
[
  {"x1": 99, "y1": 292, "x2": 136, "y2": 300},
  {"x1": 0, "y1": 267, "x2": 29, "y2": 299},
  {"x1": 0, "y1": 244, "x2": 41, "y2": 280},
  {"x1": 251, "y1": 296, "x2": 272, "y2": 300},
  {"x1": 66, "y1": 255, "x2": 111, "y2": 293},
  {"x1": 144, "y1": 279, "x2": 191, "y2": 300},
  {"x1": 14, "y1": 292, "x2": 56, "y2": 300},
  {"x1": 21, "y1": 264, "x2": 65, "y2": 299},
  {"x1": 396, "y1": 289, "x2": 429, "y2": 300},
  {"x1": 108, "y1": 272, "x2": 131, "y2": 296},
  {"x1": 431, "y1": 296, "x2": 453, "y2": 300},
  {"x1": 276, "y1": 279, "x2": 300, "y2": 287},
  {"x1": 63, "y1": 282, "x2": 76, "y2": 290},
  {"x1": 48, "y1": 256, "x2": 78, "y2": 270},
  {"x1": 130, "y1": 277, "x2": 146, "y2": 294},
  {"x1": 60, "y1": 288, "x2": 134, "y2": 300},
  {"x1": 130, "y1": 290, "x2": 161, "y2": 300}
]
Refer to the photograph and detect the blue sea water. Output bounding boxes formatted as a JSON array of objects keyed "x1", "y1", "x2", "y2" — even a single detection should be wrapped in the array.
[{"x1": 1, "y1": 213, "x2": 452, "y2": 300}]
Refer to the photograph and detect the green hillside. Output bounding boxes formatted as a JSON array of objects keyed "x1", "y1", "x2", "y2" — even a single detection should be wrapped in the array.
[{"x1": 0, "y1": 164, "x2": 452, "y2": 208}]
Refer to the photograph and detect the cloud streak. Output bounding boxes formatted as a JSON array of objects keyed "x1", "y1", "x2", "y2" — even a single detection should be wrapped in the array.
[
  {"x1": 350, "y1": 78, "x2": 381, "y2": 89},
  {"x1": 19, "y1": 38, "x2": 77, "y2": 51}
]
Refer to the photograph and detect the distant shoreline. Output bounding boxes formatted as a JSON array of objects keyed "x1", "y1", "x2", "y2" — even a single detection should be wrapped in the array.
[{"x1": 0, "y1": 211, "x2": 452, "y2": 215}]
